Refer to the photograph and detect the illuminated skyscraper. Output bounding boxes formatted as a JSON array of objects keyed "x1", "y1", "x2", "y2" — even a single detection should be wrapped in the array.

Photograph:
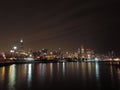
[
  {"x1": 81, "y1": 45, "x2": 84, "y2": 54},
  {"x1": 18, "y1": 38, "x2": 25, "y2": 55},
  {"x1": 81, "y1": 45, "x2": 85, "y2": 58},
  {"x1": 20, "y1": 38, "x2": 24, "y2": 50}
]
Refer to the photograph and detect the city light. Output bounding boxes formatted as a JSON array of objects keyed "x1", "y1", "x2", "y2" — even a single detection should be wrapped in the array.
[
  {"x1": 0, "y1": 38, "x2": 120, "y2": 63},
  {"x1": 10, "y1": 50, "x2": 14, "y2": 53},
  {"x1": 13, "y1": 46, "x2": 17, "y2": 50}
]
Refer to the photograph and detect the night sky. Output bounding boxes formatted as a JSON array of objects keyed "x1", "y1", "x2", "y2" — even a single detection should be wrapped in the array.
[{"x1": 0, "y1": 0, "x2": 120, "y2": 54}]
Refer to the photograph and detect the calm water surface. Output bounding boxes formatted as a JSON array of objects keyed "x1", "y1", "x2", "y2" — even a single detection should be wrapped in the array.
[{"x1": 0, "y1": 62, "x2": 120, "y2": 90}]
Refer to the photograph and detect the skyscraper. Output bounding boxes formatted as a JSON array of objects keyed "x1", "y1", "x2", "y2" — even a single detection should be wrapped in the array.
[
  {"x1": 20, "y1": 38, "x2": 23, "y2": 51},
  {"x1": 81, "y1": 45, "x2": 85, "y2": 59},
  {"x1": 18, "y1": 38, "x2": 25, "y2": 55}
]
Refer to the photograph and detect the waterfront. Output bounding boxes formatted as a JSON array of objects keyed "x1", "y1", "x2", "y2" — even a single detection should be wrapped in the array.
[{"x1": 0, "y1": 62, "x2": 120, "y2": 90}]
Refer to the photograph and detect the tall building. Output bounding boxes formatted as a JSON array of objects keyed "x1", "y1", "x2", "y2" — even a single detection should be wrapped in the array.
[
  {"x1": 81, "y1": 45, "x2": 85, "y2": 59},
  {"x1": 18, "y1": 38, "x2": 25, "y2": 55},
  {"x1": 20, "y1": 38, "x2": 24, "y2": 50}
]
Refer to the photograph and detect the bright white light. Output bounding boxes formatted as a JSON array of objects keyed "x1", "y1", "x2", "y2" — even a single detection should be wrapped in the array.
[
  {"x1": 9, "y1": 65, "x2": 16, "y2": 90},
  {"x1": 114, "y1": 58, "x2": 120, "y2": 61},
  {"x1": 20, "y1": 39, "x2": 23, "y2": 43},
  {"x1": 29, "y1": 54, "x2": 32, "y2": 57},
  {"x1": 62, "y1": 62, "x2": 65, "y2": 76},
  {"x1": 95, "y1": 62, "x2": 99, "y2": 79},
  {"x1": 10, "y1": 50, "x2": 14, "y2": 53},
  {"x1": 13, "y1": 46, "x2": 17, "y2": 50},
  {"x1": 50, "y1": 52, "x2": 53, "y2": 55},
  {"x1": 95, "y1": 57, "x2": 99, "y2": 61},
  {"x1": 28, "y1": 64, "x2": 32, "y2": 87}
]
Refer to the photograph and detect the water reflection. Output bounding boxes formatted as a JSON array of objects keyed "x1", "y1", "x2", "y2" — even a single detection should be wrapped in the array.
[
  {"x1": 50, "y1": 63, "x2": 53, "y2": 82},
  {"x1": 27, "y1": 64, "x2": 32, "y2": 88},
  {"x1": 1, "y1": 62, "x2": 120, "y2": 89},
  {"x1": 81, "y1": 62, "x2": 86, "y2": 81},
  {"x1": 39, "y1": 64, "x2": 46, "y2": 82},
  {"x1": 62, "y1": 62, "x2": 65, "y2": 77},
  {"x1": 8, "y1": 64, "x2": 16, "y2": 90},
  {"x1": 117, "y1": 68, "x2": 120, "y2": 81},
  {"x1": 0, "y1": 66, "x2": 5, "y2": 81},
  {"x1": 95, "y1": 62, "x2": 99, "y2": 79}
]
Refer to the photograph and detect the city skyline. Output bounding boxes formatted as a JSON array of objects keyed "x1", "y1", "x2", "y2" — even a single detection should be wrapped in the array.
[
  {"x1": 0, "y1": 0, "x2": 120, "y2": 54},
  {"x1": 0, "y1": 38, "x2": 119, "y2": 58}
]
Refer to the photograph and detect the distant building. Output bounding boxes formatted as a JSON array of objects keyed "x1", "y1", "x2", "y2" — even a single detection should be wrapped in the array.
[
  {"x1": 19, "y1": 38, "x2": 24, "y2": 51},
  {"x1": 80, "y1": 45, "x2": 85, "y2": 59},
  {"x1": 18, "y1": 38, "x2": 27, "y2": 58},
  {"x1": 86, "y1": 49, "x2": 95, "y2": 59}
]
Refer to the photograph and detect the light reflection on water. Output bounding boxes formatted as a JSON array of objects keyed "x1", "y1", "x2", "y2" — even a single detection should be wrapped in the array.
[
  {"x1": 62, "y1": 62, "x2": 65, "y2": 77},
  {"x1": 27, "y1": 64, "x2": 32, "y2": 88},
  {"x1": 0, "y1": 62, "x2": 120, "y2": 89},
  {"x1": 95, "y1": 62, "x2": 99, "y2": 79},
  {"x1": 1, "y1": 66, "x2": 5, "y2": 81},
  {"x1": 8, "y1": 64, "x2": 16, "y2": 90},
  {"x1": 39, "y1": 64, "x2": 46, "y2": 82}
]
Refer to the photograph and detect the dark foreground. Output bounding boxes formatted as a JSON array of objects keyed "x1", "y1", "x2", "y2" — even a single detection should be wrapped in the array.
[{"x1": 0, "y1": 61, "x2": 120, "y2": 90}]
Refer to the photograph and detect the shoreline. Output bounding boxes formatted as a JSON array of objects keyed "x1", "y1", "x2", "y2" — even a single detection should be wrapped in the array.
[{"x1": 1, "y1": 59, "x2": 120, "y2": 67}]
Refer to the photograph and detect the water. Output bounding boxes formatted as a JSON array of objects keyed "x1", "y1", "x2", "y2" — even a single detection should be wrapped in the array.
[{"x1": 0, "y1": 62, "x2": 120, "y2": 90}]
